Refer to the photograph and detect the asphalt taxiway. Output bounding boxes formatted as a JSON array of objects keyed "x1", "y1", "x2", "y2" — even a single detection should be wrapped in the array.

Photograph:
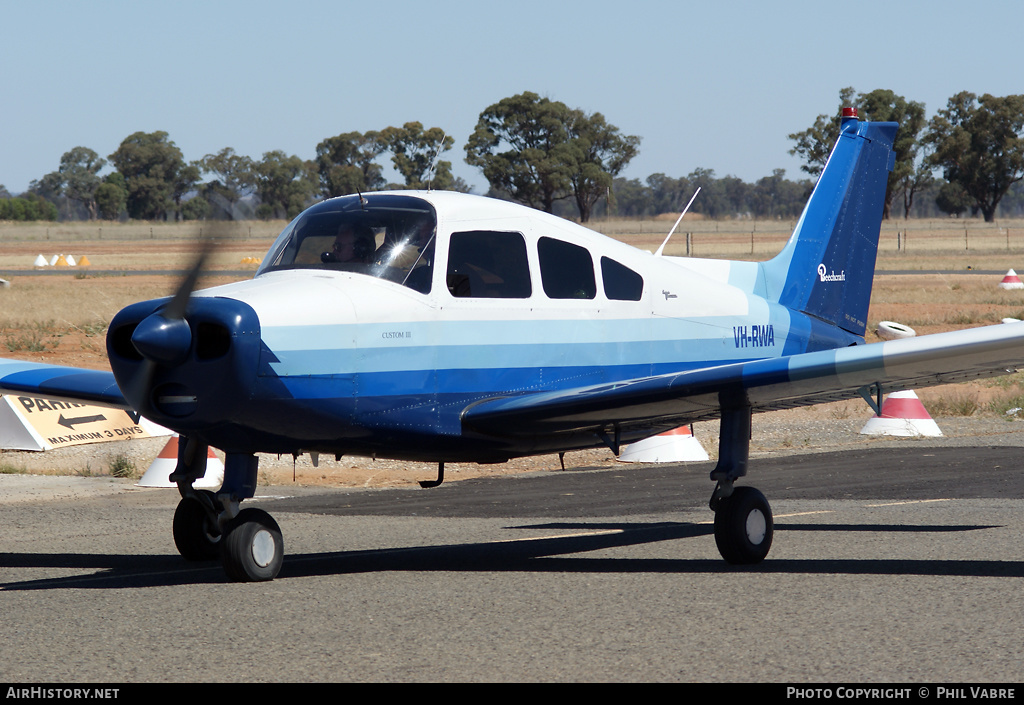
[{"x1": 1, "y1": 445, "x2": 1021, "y2": 682}]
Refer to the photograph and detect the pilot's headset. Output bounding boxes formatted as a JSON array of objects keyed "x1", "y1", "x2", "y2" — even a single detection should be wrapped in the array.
[
  {"x1": 352, "y1": 229, "x2": 374, "y2": 259},
  {"x1": 322, "y1": 223, "x2": 376, "y2": 263}
]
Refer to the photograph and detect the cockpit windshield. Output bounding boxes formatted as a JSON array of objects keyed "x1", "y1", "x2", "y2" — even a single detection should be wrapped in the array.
[{"x1": 256, "y1": 193, "x2": 437, "y2": 294}]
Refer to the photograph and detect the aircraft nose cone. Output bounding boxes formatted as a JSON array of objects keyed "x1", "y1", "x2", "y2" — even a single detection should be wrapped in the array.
[{"x1": 131, "y1": 313, "x2": 192, "y2": 365}]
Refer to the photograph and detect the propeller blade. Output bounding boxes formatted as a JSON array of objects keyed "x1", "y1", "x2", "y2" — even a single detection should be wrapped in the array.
[
  {"x1": 163, "y1": 239, "x2": 215, "y2": 321},
  {"x1": 123, "y1": 237, "x2": 215, "y2": 412}
]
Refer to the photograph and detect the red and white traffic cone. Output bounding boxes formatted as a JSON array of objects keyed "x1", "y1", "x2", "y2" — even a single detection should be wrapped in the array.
[
  {"x1": 618, "y1": 425, "x2": 709, "y2": 463},
  {"x1": 137, "y1": 435, "x2": 225, "y2": 487},
  {"x1": 999, "y1": 269, "x2": 1024, "y2": 290},
  {"x1": 859, "y1": 390, "x2": 942, "y2": 437}
]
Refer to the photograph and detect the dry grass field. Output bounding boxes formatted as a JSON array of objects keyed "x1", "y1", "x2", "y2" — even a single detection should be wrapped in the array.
[{"x1": 3, "y1": 215, "x2": 1024, "y2": 485}]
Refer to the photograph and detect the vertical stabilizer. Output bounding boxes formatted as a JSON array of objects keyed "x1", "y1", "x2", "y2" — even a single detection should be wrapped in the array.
[{"x1": 761, "y1": 110, "x2": 897, "y2": 337}]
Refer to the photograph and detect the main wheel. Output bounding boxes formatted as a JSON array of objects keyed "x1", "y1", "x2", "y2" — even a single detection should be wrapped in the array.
[
  {"x1": 172, "y1": 493, "x2": 222, "y2": 561},
  {"x1": 220, "y1": 508, "x2": 284, "y2": 582},
  {"x1": 714, "y1": 486, "x2": 773, "y2": 564}
]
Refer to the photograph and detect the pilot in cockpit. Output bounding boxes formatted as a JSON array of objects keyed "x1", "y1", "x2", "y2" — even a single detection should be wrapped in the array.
[{"x1": 321, "y1": 223, "x2": 376, "y2": 264}]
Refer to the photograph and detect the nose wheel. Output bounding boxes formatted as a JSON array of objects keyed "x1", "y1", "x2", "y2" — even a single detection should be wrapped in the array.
[{"x1": 220, "y1": 508, "x2": 284, "y2": 582}]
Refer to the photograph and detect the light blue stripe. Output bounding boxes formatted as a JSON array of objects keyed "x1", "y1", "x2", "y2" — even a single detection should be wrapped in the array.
[{"x1": 262, "y1": 310, "x2": 794, "y2": 377}]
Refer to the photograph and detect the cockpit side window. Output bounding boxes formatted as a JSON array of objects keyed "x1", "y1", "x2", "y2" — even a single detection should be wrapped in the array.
[
  {"x1": 601, "y1": 257, "x2": 644, "y2": 301},
  {"x1": 256, "y1": 194, "x2": 436, "y2": 294},
  {"x1": 538, "y1": 237, "x2": 596, "y2": 300},
  {"x1": 446, "y1": 231, "x2": 531, "y2": 299}
]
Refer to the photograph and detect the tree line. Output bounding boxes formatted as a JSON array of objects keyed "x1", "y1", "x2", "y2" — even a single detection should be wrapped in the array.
[
  {"x1": 788, "y1": 88, "x2": 1024, "y2": 222},
  {"x1": 3, "y1": 89, "x2": 1023, "y2": 224}
]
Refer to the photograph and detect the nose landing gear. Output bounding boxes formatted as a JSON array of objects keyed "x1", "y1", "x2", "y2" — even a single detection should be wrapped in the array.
[{"x1": 171, "y1": 440, "x2": 283, "y2": 582}]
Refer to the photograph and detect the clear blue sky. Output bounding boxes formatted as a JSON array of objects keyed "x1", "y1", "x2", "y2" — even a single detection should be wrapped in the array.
[{"x1": 2, "y1": 0, "x2": 1022, "y2": 196}]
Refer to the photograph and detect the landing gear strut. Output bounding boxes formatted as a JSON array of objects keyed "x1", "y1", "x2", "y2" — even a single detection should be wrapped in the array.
[
  {"x1": 171, "y1": 438, "x2": 284, "y2": 582},
  {"x1": 709, "y1": 404, "x2": 773, "y2": 564}
]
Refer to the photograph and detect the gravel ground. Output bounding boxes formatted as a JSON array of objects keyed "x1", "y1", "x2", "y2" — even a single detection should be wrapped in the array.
[{"x1": 4, "y1": 404, "x2": 1024, "y2": 493}]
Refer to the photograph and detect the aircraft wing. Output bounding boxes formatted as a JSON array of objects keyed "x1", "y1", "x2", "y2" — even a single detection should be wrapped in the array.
[
  {"x1": 0, "y1": 359, "x2": 129, "y2": 409},
  {"x1": 461, "y1": 323, "x2": 1024, "y2": 438}
]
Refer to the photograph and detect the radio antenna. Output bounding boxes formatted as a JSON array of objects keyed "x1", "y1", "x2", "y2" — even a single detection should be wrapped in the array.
[
  {"x1": 655, "y1": 187, "x2": 701, "y2": 257},
  {"x1": 425, "y1": 132, "x2": 447, "y2": 191}
]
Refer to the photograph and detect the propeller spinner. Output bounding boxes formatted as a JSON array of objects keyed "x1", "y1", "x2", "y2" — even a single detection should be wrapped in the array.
[{"x1": 106, "y1": 241, "x2": 262, "y2": 437}]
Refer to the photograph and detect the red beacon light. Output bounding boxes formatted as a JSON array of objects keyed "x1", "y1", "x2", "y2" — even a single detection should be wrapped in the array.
[{"x1": 840, "y1": 106, "x2": 859, "y2": 132}]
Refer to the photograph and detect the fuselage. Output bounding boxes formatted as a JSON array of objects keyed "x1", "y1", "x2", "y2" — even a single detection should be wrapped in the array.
[{"x1": 107, "y1": 191, "x2": 861, "y2": 462}]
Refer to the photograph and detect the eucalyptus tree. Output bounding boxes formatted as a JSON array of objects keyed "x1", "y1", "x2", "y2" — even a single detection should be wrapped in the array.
[
  {"x1": 563, "y1": 109, "x2": 640, "y2": 222},
  {"x1": 254, "y1": 151, "x2": 317, "y2": 219},
  {"x1": 465, "y1": 92, "x2": 576, "y2": 214},
  {"x1": 466, "y1": 91, "x2": 639, "y2": 220},
  {"x1": 109, "y1": 131, "x2": 196, "y2": 220},
  {"x1": 925, "y1": 92, "x2": 1024, "y2": 222},
  {"x1": 379, "y1": 121, "x2": 457, "y2": 190},
  {"x1": 315, "y1": 131, "x2": 387, "y2": 198},
  {"x1": 195, "y1": 147, "x2": 256, "y2": 219},
  {"x1": 789, "y1": 87, "x2": 926, "y2": 218},
  {"x1": 59, "y1": 147, "x2": 106, "y2": 219},
  {"x1": 95, "y1": 173, "x2": 127, "y2": 220}
]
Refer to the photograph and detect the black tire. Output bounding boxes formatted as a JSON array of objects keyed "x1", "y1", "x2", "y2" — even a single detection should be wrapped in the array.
[
  {"x1": 714, "y1": 486, "x2": 773, "y2": 564},
  {"x1": 172, "y1": 493, "x2": 222, "y2": 561},
  {"x1": 220, "y1": 508, "x2": 284, "y2": 582}
]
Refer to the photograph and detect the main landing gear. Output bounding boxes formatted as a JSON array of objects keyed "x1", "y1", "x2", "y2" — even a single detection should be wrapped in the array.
[
  {"x1": 708, "y1": 405, "x2": 773, "y2": 564},
  {"x1": 170, "y1": 438, "x2": 283, "y2": 582}
]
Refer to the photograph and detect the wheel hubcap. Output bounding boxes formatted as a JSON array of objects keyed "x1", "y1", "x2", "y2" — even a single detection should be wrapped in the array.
[
  {"x1": 251, "y1": 529, "x2": 276, "y2": 567},
  {"x1": 745, "y1": 509, "x2": 767, "y2": 545}
]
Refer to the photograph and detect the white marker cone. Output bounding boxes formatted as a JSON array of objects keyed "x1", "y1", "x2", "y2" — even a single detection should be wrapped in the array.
[
  {"x1": 999, "y1": 269, "x2": 1024, "y2": 289},
  {"x1": 877, "y1": 321, "x2": 916, "y2": 340},
  {"x1": 859, "y1": 390, "x2": 942, "y2": 437},
  {"x1": 618, "y1": 425, "x2": 709, "y2": 463},
  {"x1": 137, "y1": 435, "x2": 225, "y2": 488}
]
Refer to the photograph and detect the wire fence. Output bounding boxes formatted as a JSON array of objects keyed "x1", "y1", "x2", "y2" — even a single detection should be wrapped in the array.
[
  {"x1": 0, "y1": 220, "x2": 286, "y2": 242},
  {"x1": 3, "y1": 217, "x2": 1024, "y2": 260},
  {"x1": 588, "y1": 217, "x2": 1024, "y2": 259}
]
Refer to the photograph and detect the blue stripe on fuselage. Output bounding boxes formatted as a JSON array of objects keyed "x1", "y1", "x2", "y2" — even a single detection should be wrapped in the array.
[{"x1": 260, "y1": 308, "x2": 859, "y2": 402}]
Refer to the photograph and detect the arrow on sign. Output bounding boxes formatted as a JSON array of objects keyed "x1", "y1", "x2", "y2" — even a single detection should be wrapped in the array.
[{"x1": 58, "y1": 413, "x2": 107, "y2": 430}]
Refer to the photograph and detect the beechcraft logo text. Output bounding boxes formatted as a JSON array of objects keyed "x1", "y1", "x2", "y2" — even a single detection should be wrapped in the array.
[{"x1": 817, "y1": 263, "x2": 846, "y2": 282}]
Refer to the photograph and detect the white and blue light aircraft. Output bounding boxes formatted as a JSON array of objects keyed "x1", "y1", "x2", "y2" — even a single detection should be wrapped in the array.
[{"x1": 4, "y1": 109, "x2": 1024, "y2": 581}]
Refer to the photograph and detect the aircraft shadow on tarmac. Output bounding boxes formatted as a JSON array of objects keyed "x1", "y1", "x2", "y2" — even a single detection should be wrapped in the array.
[{"x1": 0, "y1": 518, "x2": 1020, "y2": 591}]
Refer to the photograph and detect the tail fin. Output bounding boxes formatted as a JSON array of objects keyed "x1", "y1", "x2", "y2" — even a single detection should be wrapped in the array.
[{"x1": 760, "y1": 110, "x2": 897, "y2": 337}]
